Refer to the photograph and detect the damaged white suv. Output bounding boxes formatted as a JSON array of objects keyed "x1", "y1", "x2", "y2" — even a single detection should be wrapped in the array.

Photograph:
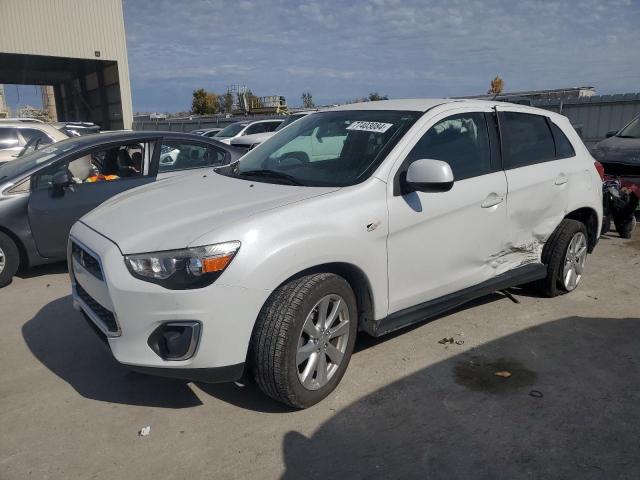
[{"x1": 69, "y1": 99, "x2": 602, "y2": 408}]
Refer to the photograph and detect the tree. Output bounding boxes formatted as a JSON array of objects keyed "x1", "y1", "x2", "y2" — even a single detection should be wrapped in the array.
[
  {"x1": 301, "y1": 91, "x2": 315, "y2": 108},
  {"x1": 204, "y1": 92, "x2": 219, "y2": 114},
  {"x1": 191, "y1": 88, "x2": 208, "y2": 115},
  {"x1": 191, "y1": 89, "x2": 219, "y2": 115},
  {"x1": 488, "y1": 75, "x2": 504, "y2": 99},
  {"x1": 368, "y1": 92, "x2": 388, "y2": 101}
]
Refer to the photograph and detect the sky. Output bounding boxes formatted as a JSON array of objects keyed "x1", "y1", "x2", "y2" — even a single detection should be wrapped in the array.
[{"x1": 5, "y1": 0, "x2": 640, "y2": 113}]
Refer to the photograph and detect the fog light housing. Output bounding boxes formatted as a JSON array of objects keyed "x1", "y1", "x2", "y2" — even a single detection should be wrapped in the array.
[{"x1": 148, "y1": 322, "x2": 201, "y2": 361}]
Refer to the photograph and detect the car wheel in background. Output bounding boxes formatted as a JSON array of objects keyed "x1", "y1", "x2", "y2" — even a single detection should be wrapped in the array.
[
  {"x1": 615, "y1": 214, "x2": 636, "y2": 239},
  {"x1": 0, "y1": 231, "x2": 20, "y2": 288},
  {"x1": 250, "y1": 273, "x2": 357, "y2": 408},
  {"x1": 535, "y1": 219, "x2": 588, "y2": 297}
]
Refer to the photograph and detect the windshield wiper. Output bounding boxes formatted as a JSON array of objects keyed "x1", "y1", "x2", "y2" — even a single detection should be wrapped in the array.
[
  {"x1": 616, "y1": 135, "x2": 639, "y2": 139},
  {"x1": 238, "y1": 169, "x2": 303, "y2": 186}
]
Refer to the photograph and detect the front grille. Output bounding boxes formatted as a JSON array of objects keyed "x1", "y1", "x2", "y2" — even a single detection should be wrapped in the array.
[
  {"x1": 71, "y1": 242, "x2": 103, "y2": 280},
  {"x1": 75, "y1": 283, "x2": 118, "y2": 334}
]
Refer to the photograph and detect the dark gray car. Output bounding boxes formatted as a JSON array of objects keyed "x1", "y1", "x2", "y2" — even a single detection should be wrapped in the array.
[
  {"x1": 0, "y1": 131, "x2": 243, "y2": 287},
  {"x1": 592, "y1": 114, "x2": 640, "y2": 179}
]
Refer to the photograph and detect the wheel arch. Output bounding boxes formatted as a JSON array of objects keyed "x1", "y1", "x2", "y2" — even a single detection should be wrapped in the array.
[
  {"x1": 272, "y1": 262, "x2": 376, "y2": 333},
  {"x1": 564, "y1": 207, "x2": 599, "y2": 252},
  {"x1": 0, "y1": 225, "x2": 28, "y2": 271}
]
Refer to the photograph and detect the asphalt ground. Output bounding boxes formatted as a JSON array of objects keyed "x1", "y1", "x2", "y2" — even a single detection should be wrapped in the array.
[{"x1": 1, "y1": 228, "x2": 639, "y2": 479}]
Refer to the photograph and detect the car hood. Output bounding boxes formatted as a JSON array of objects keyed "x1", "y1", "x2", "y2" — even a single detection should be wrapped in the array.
[
  {"x1": 80, "y1": 172, "x2": 339, "y2": 254},
  {"x1": 230, "y1": 132, "x2": 275, "y2": 146},
  {"x1": 594, "y1": 136, "x2": 640, "y2": 164}
]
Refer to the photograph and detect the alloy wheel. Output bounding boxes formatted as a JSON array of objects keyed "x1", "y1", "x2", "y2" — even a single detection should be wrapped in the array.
[
  {"x1": 296, "y1": 294, "x2": 350, "y2": 390},
  {"x1": 0, "y1": 246, "x2": 5, "y2": 274},
  {"x1": 562, "y1": 231, "x2": 587, "y2": 291}
]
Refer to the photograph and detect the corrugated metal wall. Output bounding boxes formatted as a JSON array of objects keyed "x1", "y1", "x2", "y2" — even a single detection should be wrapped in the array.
[
  {"x1": 0, "y1": 0, "x2": 132, "y2": 128},
  {"x1": 534, "y1": 93, "x2": 640, "y2": 142}
]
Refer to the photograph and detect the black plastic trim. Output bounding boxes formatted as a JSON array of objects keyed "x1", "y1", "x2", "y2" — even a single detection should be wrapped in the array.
[
  {"x1": 371, "y1": 263, "x2": 547, "y2": 337},
  {"x1": 125, "y1": 363, "x2": 245, "y2": 383}
]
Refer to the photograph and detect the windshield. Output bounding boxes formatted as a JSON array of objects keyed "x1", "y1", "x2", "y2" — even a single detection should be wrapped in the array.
[
  {"x1": 274, "y1": 113, "x2": 308, "y2": 132},
  {"x1": 0, "y1": 138, "x2": 78, "y2": 181},
  {"x1": 220, "y1": 110, "x2": 420, "y2": 187},
  {"x1": 215, "y1": 122, "x2": 247, "y2": 138},
  {"x1": 617, "y1": 116, "x2": 640, "y2": 138}
]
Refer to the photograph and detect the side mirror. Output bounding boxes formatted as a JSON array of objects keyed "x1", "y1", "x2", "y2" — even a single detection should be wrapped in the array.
[
  {"x1": 605, "y1": 130, "x2": 617, "y2": 138},
  {"x1": 405, "y1": 159, "x2": 454, "y2": 193},
  {"x1": 52, "y1": 170, "x2": 71, "y2": 189}
]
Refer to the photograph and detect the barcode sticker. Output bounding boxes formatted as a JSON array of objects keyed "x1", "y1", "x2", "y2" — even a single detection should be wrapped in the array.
[{"x1": 346, "y1": 121, "x2": 393, "y2": 134}]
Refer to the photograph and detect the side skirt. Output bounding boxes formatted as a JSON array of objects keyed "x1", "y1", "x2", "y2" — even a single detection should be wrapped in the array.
[{"x1": 370, "y1": 263, "x2": 547, "y2": 337}]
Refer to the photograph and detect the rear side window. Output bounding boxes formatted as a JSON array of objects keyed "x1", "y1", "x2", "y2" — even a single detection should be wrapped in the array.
[
  {"x1": 0, "y1": 127, "x2": 19, "y2": 149},
  {"x1": 500, "y1": 112, "x2": 555, "y2": 168},
  {"x1": 245, "y1": 123, "x2": 267, "y2": 135},
  {"x1": 549, "y1": 122, "x2": 576, "y2": 159},
  {"x1": 405, "y1": 112, "x2": 492, "y2": 181},
  {"x1": 19, "y1": 128, "x2": 48, "y2": 143},
  {"x1": 264, "y1": 121, "x2": 282, "y2": 132}
]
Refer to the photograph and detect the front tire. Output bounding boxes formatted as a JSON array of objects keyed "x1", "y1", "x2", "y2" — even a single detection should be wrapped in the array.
[
  {"x1": 0, "y1": 232, "x2": 20, "y2": 288},
  {"x1": 250, "y1": 273, "x2": 357, "y2": 408},
  {"x1": 536, "y1": 219, "x2": 588, "y2": 297}
]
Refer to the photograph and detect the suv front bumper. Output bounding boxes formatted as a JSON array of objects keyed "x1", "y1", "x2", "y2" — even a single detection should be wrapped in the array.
[{"x1": 68, "y1": 221, "x2": 271, "y2": 382}]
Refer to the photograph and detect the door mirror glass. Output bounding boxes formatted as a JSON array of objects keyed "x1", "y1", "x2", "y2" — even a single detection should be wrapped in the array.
[
  {"x1": 605, "y1": 130, "x2": 617, "y2": 138},
  {"x1": 51, "y1": 170, "x2": 71, "y2": 188},
  {"x1": 405, "y1": 159, "x2": 454, "y2": 193}
]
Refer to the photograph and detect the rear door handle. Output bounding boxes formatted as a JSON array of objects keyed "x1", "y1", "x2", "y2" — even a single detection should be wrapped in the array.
[
  {"x1": 555, "y1": 173, "x2": 568, "y2": 185},
  {"x1": 481, "y1": 192, "x2": 504, "y2": 208}
]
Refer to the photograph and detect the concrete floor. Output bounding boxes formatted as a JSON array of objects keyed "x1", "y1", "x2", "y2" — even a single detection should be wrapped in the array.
[{"x1": 1, "y1": 230, "x2": 639, "y2": 479}]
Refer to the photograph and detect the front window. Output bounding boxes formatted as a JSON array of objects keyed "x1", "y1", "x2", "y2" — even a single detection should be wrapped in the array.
[
  {"x1": 617, "y1": 116, "x2": 640, "y2": 139},
  {"x1": 0, "y1": 137, "x2": 79, "y2": 182},
  {"x1": 215, "y1": 122, "x2": 247, "y2": 138},
  {"x1": 220, "y1": 110, "x2": 420, "y2": 187},
  {"x1": 32, "y1": 143, "x2": 146, "y2": 190}
]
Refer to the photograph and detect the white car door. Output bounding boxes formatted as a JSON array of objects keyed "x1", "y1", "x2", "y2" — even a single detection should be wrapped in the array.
[
  {"x1": 386, "y1": 107, "x2": 509, "y2": 315},
  {"x1": 496, "y1": 107, "x2": 571, "y2": 258}
]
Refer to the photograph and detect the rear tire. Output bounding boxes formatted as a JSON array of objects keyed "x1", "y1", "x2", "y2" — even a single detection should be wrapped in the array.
[
  {"x1": 536, "y1": 219, "x2": 588, "y2": 297},
  {"x1": 250, "y1": 273, "x2": 357, "y2": 408},
  {"x1": 614, "y1": 215, "x2": 636, "y2": 239},
  {"x1": 0, "y1": 232, "x2": 20, "y2": 288}
]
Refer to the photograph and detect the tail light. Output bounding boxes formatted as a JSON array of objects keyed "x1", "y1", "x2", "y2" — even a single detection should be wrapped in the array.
[{"x1": 594, "y1": 160, "x2": 605, "y2": 180}]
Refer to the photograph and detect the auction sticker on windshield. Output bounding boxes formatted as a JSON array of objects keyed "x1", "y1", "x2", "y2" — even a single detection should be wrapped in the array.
[{"x1": 346, "y1": 121, "x2": 393, "y2": 134}]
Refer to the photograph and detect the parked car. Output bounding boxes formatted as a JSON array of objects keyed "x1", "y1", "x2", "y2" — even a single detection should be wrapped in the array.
[
  {"x1": 54, "y1": 121, "x2": 100, "y2": 136},
  {"x1": 0, "y1": 122, "x2": 69, "y2": 164},
  {"x1": 230, "y1": 111, "x2": 316, "y2": 151},
  {"x1": 213, "y1": 119, "x2": 283, "y2": 144},
  {"x1": 69, "y1": 99, "x2": 602, "y2": 408},
  {"x1": 0, "y1": 131, "x2": 243, "y2": 287},
  {"x1": 592, "y1": 114, "x2": 640, "y2": 186},
  {"x1": 191, "y1": 128, "x2": 223, "y2": 137},
  {"x1": 0, "y1": 117, "x2": 46, "y2": 124}
]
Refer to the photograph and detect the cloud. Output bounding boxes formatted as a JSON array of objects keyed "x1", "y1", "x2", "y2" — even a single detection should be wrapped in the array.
[{"x1": 122, "y1": 0, "x2": 640, "y2": 111}]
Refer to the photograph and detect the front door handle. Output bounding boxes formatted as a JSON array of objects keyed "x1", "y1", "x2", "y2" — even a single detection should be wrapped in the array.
[
  {"x1": 481, "y1": 192, "x2": 504, "y2": 208},
  {"x1": 555, "y1": 173, "x2": 568, "y2": 185}
]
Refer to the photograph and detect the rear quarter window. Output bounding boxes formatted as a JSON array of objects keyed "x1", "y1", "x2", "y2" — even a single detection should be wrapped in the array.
[
  {"x1": 549, "y1": 122, "x2": 576, "y2": 159},
  {"x1": 500, "y1": 112, "x2": 556, "y2": 168}
]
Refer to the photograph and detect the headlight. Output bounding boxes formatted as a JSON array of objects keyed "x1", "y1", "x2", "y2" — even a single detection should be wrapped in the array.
[{"x1": 124, "y1": 241, "x2": 240, "y2": 290}]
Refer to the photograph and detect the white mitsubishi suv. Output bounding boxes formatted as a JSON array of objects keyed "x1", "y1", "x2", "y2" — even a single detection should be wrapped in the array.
[{"x1": 69, "y1": 99, "x2": 602, "y2": 408}]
